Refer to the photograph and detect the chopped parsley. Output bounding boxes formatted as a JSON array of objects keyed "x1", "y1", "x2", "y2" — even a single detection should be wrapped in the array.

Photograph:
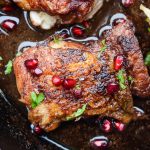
[
  {"x1": 31, "y1": 92, "x2": 45, "y2": 109},
  {"x1": 0, "y1": 56, "x2": 3, "y2": 61},
  {"x1": 53, "y1": 36, "x2": 63, "y2": 44},
  {"x1": 75, "y1": 84, "x2": 81, "y2": 90},
  {"x1": 5, "y1": 60, "x2": 13, "y2": 75},
  {"x1": 117, "y1": 69, "x2": 126, "y2": 90},
  {"x1": 16, "y1": 51, "x2": 22, "y2": 57},
  {"x1": 146, "y1": 17, "x2": 150, "y2": 24},
  {"x1": 100, "y1": 39, "x2": 107, "y2": 52},
  {"x1": 128, "y1": 76, "x2": 134, "y2": 84},
  {"x1": 66, "y1": 104, "x2": 87, "y2": 121},
  {"x1": 145, "y1": 52, "x2": 150, "y2": 66}
]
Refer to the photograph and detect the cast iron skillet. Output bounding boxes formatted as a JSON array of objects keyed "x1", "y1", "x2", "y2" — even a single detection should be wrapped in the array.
[{"x1": 0, "y1": 0, "x2": 150, "y2": 149}]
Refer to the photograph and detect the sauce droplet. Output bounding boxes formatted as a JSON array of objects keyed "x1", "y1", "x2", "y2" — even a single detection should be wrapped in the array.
[{"x1": 90, "y1": 136, "x2": 110, "y2": 150}]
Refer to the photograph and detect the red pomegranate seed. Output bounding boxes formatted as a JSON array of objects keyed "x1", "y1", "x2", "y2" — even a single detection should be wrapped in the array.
[
  {"x1": 114, "y1": 55, "x2": 124, "y2": 71},
  {"x1": 72, "y1": 27, "x2": 84, "y2": 37},
  {"x1": 107, "y1": 83, "x2": 119, "y2": 95},
  {"x1": 63, "y1": 79, "x2": 76, "y2": 89},
  {"x1": 31, "y1": 68, "x2": 43, "y2": 76},
  {"x1": 34, "y1": 125, "x2": 42, "y2": 134},
  {"x1": 52, "y1": 75, "x2": 62, "y2": 86},
  {"x1": 90, "y1": 136, "x2": 109, "y2": 150},
  {"x1": 82, "y1": 21, "x2": 90, "y2": 28},
  {"x1": 101, "y1": 119, "x2": 112, "y2": 133},
  {"x1": 1, "y1": 20, "x2": 17, "y2": 31},
  {"x1": 2, "y1": 6, "x2": 14, "y2": 12},
  {"x1": 24, "y1": 59, "x2": 38, "y2": 70},
  {"x1": 122, "y1": 0, "x2": 134, "y2": 7},
  {"x1": 113, "y1": 18, "x2": 126, "y2": 26},
  {"x1": 73, "y1": 89, "x2": 82, "y2": 98},
  {"x1": 60, "y1": 32, "x2": 69, "y2": 39},
  {"x1": 113, "y1": 120, "x2": 126, "y2": 132}
]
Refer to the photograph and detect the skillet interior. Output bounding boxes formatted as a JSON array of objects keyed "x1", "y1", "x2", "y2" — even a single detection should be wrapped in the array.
[{"x1": 0, "y1": 0, "x2": 150, "y2": 149}]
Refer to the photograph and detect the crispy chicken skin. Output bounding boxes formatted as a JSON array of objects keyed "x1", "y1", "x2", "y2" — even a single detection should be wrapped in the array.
[
  {"x1": 13, "y1": 0, "x2": 95, "y2": 24},
  {"x1": 103, "y1": 21, "x2": 150, "y2": 97},
  {"x1": 13, "y1": 21, "x2": 150, "y2": 132},
  {"x1": 14, "y1": 40, "x2": 134, "y2": 131}
]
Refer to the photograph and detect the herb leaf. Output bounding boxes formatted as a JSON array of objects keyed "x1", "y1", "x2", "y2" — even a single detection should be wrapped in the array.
[
  {"x1": 31, "y1": 92, "x2": 37, "y2": 102},
  {"x1": 0, "y1": 56, "x2": 3, "y2": 61},
  {"x1": 128, "y1": 76, "x2": 134, "y2": 84},
  {"x1": 53, "y1": 36, "x2": 63, "y2": 44},
  {"x1": 5, "y1": 60, "x2": 13, "y2": 75},
  {"x1": 66, "y1": 104, "x2": 87, "y2": 121},
  {"x1": 117, "y1": 69, "x2": 126, "y2": 90},
  {"x1": 100, "y1": 39, "x2": 107, "y2": 52},
  {"x1": 37, "y1": 93, "x2": 45, "y2": 104},
  {"x1": 145, "y1": 52, "x2": 150, "y2": 66},
  {"x1": 16, "y1": 52, "x2": 22, "y2": 57},
  {"x1": 31, "y1": 92, "x2": 45, "y2": 108}
]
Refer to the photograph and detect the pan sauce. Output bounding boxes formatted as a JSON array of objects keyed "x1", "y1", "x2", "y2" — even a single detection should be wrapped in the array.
[{"x1": 0, "y1": 0, "x2": 150, "y2": 149}]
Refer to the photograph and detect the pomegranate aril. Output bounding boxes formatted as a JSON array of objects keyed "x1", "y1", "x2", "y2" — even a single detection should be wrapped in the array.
[
  {"x1": 52, "y1": 75, "x2": 62, "y2": 86},
  {"x1": 122, "y1": 0, "x2": 134, "y2": 7},
  {"x1": 2, "y1": 6, "x2": 14, "y2": 12},
  {"x1": 32, "y1": 68, "x2": 43, "y2": 76},
  {"x1": 113, "y1": 18, "x2": 126, "y2": 26},
  {"x1": 33, "y1": 125, "x2": 42, "y2": 134},
  {"x1": 107, "y1": 83, "x2": 119, "y2": 95},
  {"x1": 73, "y1": 89, "x2": 82, "y2": 98},
  {"x1": 72, "y1": 26, "x2": 84, "y2": 37},
  {"x1": 63, "y1": 79, "x2": 76, "y2": 89},
  {"x1": 1, "y1": 20, "x2": 17, "y2": 31},
  {"x1": 90, "y1": 136, "x2": 109, "y2": 150},
  {"x1": 101, "y1": 118, "x2": 112, "y2": 133},
  {"x1": 114, "y1": 55, "x2": 124, "y2": 70},
  {"x1": 113, "y1": 120, "x2": 126, "y2": 132},
  {"x1": 24, "y1": 59, "x2": 38, "y2": 70}
]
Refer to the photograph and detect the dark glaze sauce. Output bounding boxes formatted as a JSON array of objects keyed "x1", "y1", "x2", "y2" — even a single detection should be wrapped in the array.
[{"x1": 0, "y1": 0, "x2": 150, "y2": 150}]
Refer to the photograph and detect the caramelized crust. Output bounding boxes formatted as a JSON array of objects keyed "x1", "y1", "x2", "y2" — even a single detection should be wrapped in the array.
[
  {"x1": 104, "y1": 22, "x2": 150, "y2": 97},
  {"x1": 14, "y1": 40, "x2": 133, "y2": 131},
  {"x1": 13, "y1": 0, "x2": 94, "y2": 23},
  {"x1": 13, "y1": 21, "x2": 150, "y2": 131}
]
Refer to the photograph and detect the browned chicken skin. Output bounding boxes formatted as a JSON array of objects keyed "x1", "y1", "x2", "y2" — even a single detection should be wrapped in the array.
[
  {"x1": 12, "y1": 0, "x2": 95, "y2": 23},
  {"x1": 103, "y1": 21, "x2": 150, "y2": 97},
  {"x1": 13, "y1": 21, "x2": 150, "y2": 132}
]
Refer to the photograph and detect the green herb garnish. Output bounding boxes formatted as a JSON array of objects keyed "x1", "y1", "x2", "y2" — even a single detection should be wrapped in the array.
[
  {"x1": 16, "y1": 51, "x2": 22, "y2": 57},
  {"x1": 5, "y1": 60, "x2": 13, "y2": 75},
  {"x1": 0, "y1": 56, "x2": 3, "y2": 61},
  {"x1": 53, "y1": 36, "x2": 63, "y2": 44},
  {"x1": 146, "y1": 17, "x2": 150, "y2": 24},
  {"x1": 128, "y1": 76, "x2": 134, "y2": 84},
  {"x1": 144, "y1": 52, "x2": 150, "y2": 66},
  {"x1": 100, "y1": 39, "x2": 107, "y2": 52},
  {"x1": 75, "y1": 84, "x2": 81, "y2": 90},
  {"x1": 66, "y1": 104, "x2": 87, "y2": 121},
  {"x1": 31, "y1": 92, "x2": 45, "y2": 109},
  {"x1": 117, "y1": 69, "x2": 126, "y2": 90}
]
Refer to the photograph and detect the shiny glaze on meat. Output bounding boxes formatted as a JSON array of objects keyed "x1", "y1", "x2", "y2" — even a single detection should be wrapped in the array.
[
  {"x1": 13, "y1": 0, "x2": 94, "y2": 24},
  {"x1": 13, "y1": 22, "x2": 140, "y2": 132}
]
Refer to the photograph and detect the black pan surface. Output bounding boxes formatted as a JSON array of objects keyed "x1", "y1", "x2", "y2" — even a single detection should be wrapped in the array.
[{"x1": 0, "y1": 0, "x2": 150, "y2": 149}]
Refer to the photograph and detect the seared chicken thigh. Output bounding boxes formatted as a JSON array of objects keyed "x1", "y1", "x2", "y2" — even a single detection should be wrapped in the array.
[
  {"x1": 13, "y1": 21, "x2": 150, "y2": 132},
  {"x1": 13, "y1": 0, "x2": 98, "y2": 24}
]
